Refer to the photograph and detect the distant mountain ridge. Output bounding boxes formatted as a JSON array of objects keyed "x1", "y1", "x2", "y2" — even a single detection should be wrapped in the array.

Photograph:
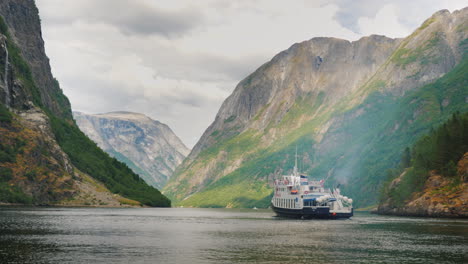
[
  {"x1": 74, "y1": 111, "x2": 189, "y2": 188},
  {"x1": 164, "y1": 7, "x2": 468, "y2": 208}
]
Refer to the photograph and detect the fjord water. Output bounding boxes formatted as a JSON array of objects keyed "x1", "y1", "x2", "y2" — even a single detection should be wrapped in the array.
[{"x1": 0, "y1": 208, "x2": 466, "y2": 263}]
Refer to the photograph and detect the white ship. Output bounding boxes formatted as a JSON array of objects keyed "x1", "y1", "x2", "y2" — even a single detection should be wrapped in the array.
[{"x1": 271, "y1": 153, "x2": 353, "y2": 219}]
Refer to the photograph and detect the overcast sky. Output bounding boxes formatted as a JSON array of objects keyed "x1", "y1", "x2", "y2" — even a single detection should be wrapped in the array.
[{"x1": 36, "y1": 0, "x2": 467, "y2": 148}]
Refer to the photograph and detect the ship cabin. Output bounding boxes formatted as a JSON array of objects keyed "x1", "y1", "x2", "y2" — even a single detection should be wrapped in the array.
[{"x1": 273, "y1": 175, "x2": 333, "y2": 210}]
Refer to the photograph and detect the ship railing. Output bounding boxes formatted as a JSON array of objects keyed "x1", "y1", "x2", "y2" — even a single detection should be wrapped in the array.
[{"x1": 274, "y1": 180, "x2": 300, "y2": 186}]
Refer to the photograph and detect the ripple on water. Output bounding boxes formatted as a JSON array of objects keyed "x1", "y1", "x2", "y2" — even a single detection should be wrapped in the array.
[{"x1": 0, "y1": 208, "x2": 467, "y2": 263}]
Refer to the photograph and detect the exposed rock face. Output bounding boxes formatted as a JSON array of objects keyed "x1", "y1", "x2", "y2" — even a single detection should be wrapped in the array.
[
  {"x1": 0, "y1": 0, "x2": 71, "y2": 119},
  {"x1": 73, "y1": 111, "x2": 189, "y2": 188},
  {"x1": 190, "y1": 35, "x2": 401, "y2": 159},
  {"x1": 378, "y1": 153, "x2": 468, "y2": 218},
  {"x1": 0, "y1": 33, "x2": 30, "y2": 110},
  {"x1": 165, "y1": 7, "x2": 468, "y2": 207},
  {"x1": 189, "y1": 9, "x2": 467, "y2": 161},
  {"x1": 0, "y1": 0, "x2": 165, "y2": 206}
]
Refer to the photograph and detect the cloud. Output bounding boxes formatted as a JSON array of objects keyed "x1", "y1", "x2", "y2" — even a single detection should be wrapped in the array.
[
  {"x1": 330, "y1": 0, "x2": 468, "y2": 36},
  {"x1": 357, "y1": 4, "x2": 411, "y2": 38},
  {"x1": 38, "y1": 0, "x2": 204, "y2": 38},
  {"x1": 35, "y1": 0, "x2": 467, "y2": 148}
]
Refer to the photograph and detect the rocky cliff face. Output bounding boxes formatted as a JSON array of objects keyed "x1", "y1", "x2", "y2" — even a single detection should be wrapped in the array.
[
  {"x1": 189, "y1": 35, "x2": 401, "y2": 159},
  {"x1": 73, "y1": 111, "x2": 189, "y2": 188},
  {"x1": 0, "y1": 0, "x2": 71, "y2": 119},
  {"x1": 0, "y1": 0, "x2": 169, "y2": 206},
  {"x1": 164, "y1": 8, "x2": 468, "y2": 208}
]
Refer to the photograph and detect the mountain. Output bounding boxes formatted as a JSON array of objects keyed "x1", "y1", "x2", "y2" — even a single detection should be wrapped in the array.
[
  {"x1": 0, "y1": 0, "x2": 169, "y2": 207},
  {"x1": 378, "y1": 112, "x2": 467, "y2": 217},
  {"x1": 73, "y1": 111, "x2": 189, "y2": 189},
  {"x1": 164, "y1": 8, "x2": 468, "y2": 208}
]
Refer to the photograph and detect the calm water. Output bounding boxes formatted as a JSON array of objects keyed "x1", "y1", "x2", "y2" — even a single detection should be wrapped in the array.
[{"x1": 0, "y1": 207, "x2": 467, "y2": 263}]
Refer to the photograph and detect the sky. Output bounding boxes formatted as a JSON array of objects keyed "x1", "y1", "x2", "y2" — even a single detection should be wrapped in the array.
[{"x1": 35, "y1": 0, "x2": 467, "y2": 148}]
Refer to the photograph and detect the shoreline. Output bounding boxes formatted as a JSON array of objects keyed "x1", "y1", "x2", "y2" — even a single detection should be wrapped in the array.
[
  {"x1": 0, "y1": 202, "x2": 149, "y2": 208},
  {"x1": 371, "y1": 209, "x2": 468, "y2": 219}
]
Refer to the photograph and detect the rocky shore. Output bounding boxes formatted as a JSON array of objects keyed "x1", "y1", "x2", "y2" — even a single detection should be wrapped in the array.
[{"x1": 377, "y1": 153, "x2": 468, "y2": 218}]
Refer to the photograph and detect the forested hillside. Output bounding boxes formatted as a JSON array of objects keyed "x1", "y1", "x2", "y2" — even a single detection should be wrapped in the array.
[{"x1": 378, "y1": 112, "x2": 467, "y2": 217}]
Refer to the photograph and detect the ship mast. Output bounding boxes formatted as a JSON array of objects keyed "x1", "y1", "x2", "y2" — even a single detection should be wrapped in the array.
[{"x1": 293, "y1": 145, "x2": 298, "y2": 176}]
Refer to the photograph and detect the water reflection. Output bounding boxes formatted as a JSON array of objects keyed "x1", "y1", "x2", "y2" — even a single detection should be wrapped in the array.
[{"x1": 0, "y1": 207, "x2": 466, "y2": 263}]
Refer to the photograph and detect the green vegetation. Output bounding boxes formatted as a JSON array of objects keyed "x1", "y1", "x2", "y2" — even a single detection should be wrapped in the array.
[
  {"x1": 411, "y1": 112, "x2": 467, "y2": 177},
  {"x1": 0, "y1": 144, "x2": 15, "y2": 163},
  {"x1": 0, "y1": 167, "x2": 12, "y2": 181},
  {"x1": 419, "y1": 17, "x2": 436, "y2": 31},
  {"x1": 380, "y1": 112, "x2": 468, "y2": 206},
  {"x1": 0, "y1": 182, "x2": 33, "y2": 204},
  {"x1": 0, "y1": 103, "x2": 12, "y2": 123},
  {"x1": 169, "y1": 135, "x2": 316, "y2": 207},
  {"x1": 49, "y1": 115, "x2": 170, "y2": 207},
  {"x1": 169, "y1": 47, "x2": 468, "y2": 208},
  {"x1": 0, "y1": 144, "x2": 33, "y2": 204},
  {"x1": 0, "y1": 16, "x2": 43, "y2": 108},
  {"x1": 0, "y1": 138, "x2": 26, "y2": 163},
  {"x1": 323, "y1": 52, "x2": 467, "y2": 207},
  {"x1": 107, "y1": 149, "x2": 155, "y2": 186},
  {"x1": 180, "y1": 180, "x2": 272, "y2": 208},
  {"x1": 391, "y1": 32, "x2": 442, "y2": 67}
]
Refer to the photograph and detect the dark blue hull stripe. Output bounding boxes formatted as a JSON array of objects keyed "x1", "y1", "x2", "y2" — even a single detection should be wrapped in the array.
[{"x1": 271, "y1": 204, "x2": 353, "y2": 219}]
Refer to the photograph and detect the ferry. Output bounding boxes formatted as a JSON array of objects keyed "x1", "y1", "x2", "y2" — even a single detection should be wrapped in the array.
[{"x1": 271, "y1": 154, "x2": 353, "y2": 219}]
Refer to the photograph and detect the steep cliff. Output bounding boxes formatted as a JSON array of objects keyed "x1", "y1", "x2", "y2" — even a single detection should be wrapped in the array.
[
  {"x1": 0, "y1": 0, "x2": 169, "y2": 206},
  {"x1": 164, "y1": 8, "x2": 468, "y2": 208},
  {"x1": 0, "y1": 0, "x2": 71, "y2": 119},
  {"x1": 73, "y1": 111, "x2": 189, "y2": 188}
]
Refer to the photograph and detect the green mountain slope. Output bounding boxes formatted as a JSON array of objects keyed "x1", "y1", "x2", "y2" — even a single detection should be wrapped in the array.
[
  {"x1": 164, "y1": 8, "x2": 468, "y2": 208},
  {"x1": 314, "y1": 52, "x2": 468, "y2": 207}
]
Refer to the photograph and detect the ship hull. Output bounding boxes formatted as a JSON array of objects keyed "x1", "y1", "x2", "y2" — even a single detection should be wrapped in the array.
[{"x1": 272, "y1": 204, "x2": 353, "y2": 219}]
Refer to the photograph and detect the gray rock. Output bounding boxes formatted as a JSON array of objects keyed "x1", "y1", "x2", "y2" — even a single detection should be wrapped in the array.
[
  {"x1": 73, "y1": 111, "x2": 189, "y2": 188},
  {"x1": 167, "y1": 7, "x2": 468, "y2": 205},
  {"x1": 0, "y1": 0, "x2": 72, "y2": 119}
]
